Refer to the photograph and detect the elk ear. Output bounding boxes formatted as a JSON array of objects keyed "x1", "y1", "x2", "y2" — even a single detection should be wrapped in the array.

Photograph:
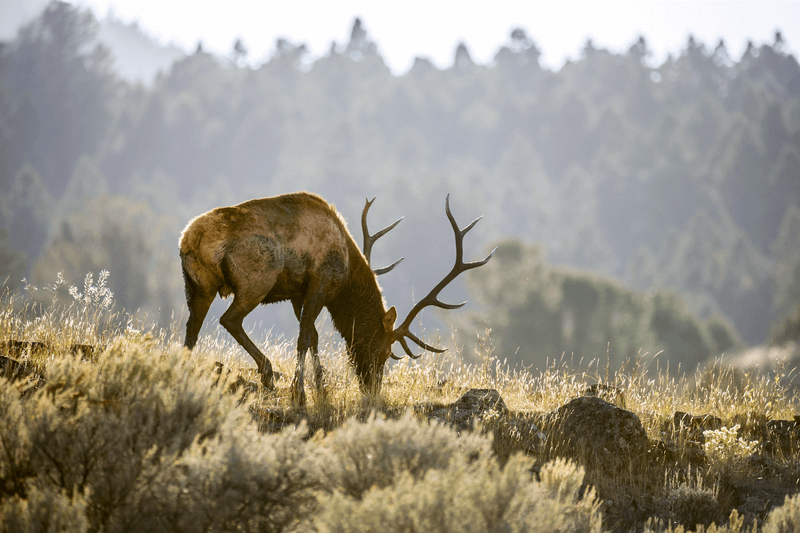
[{"x1": 383, "y1": 306, "x2": 397, "y2": 332}]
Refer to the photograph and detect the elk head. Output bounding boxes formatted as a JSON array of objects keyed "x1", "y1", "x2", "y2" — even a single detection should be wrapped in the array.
[{"x1": 356, "y1": 194, "x2": 495, "y2": 392}]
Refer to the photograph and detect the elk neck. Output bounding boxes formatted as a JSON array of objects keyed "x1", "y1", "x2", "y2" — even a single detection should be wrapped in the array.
[{"x1": 326, "y1": 239, "x2": 389, "y2": 363}]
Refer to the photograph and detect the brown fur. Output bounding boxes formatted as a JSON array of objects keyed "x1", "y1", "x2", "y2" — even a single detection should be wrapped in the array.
[{"x1": 179, "y1": 192, "x2": 396, "y2": 405}]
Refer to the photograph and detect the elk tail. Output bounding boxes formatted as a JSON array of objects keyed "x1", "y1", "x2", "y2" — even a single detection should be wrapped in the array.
[{"x1": 180, "y1": 251, "x2": 201, "y2": 305}]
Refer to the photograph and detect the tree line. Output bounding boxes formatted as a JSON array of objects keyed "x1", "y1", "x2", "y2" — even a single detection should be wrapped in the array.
[{"x1": 1, "y1": 1, "x2": 798, "y2": 369}]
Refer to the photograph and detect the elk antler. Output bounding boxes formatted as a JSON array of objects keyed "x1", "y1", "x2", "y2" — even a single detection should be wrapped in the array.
[
  {"x1": 362, "y1": 197, "x2": 404, "y2": 275},
  {"x1": 392, "y1": 194, "x2": 495, "y2": 358}
]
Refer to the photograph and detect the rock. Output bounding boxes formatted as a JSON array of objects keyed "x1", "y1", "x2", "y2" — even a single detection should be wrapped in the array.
[
  {"x1": 0, "y1": 354, "x2": 43, "y2": 382},
  {"x1": 738, "y1": 496, "x2": 768, "y2": 522},
  {"x1": 0, "y1": 354, "x2": 46, "y2": 394},
  {"x1": 546, "y1": 396, "x2": 649, "y2": 474},
  {"x1": 1, "y1": 339, "x2": 103, "y2": 361},
  {"x1": 494, "y1": 413, "x2": 547, "y2": 458},
  {"x1": 648, "y1": 439, "x2": 707, "y2": 466},
  {"x1": 451, "y1": 388, "x2": 507, "y2": 415},
  {"x1": 417, "y1": 388, "x2": 546, "y2": 460},
  {"x1": 422, "y1": 388, "x2": 508, "y2": 432},
  {"x1": 583, "y1": 383, "x2": 626, "y2": 407},
  {"x1": 746, "y1": 453, "x2": 780, "y2": 476},
  {"x1": 763, "y1": 419, "x2": 799, "y2": 454},
  {"x1": 1, "y1": 340, "x2": 49, "y2": 357},
  {"x1": 1, "y1": 354, "x2": 30, "y2": 378},
  {"x1": 69, "y1": 343, "x2": 102, "y2": 359},
  {"x1": 731, "y1": 411, "x2": 770, "y2": 441},
  {"x1": 673, "y1": 411, "x2": 722, "y2": 444}
]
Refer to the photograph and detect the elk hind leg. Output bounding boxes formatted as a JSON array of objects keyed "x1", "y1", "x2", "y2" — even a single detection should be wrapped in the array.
[
  {"x1": 220, "y1": 295, "x2": 275, "y2": 390},
  {"x1": 184, "y1": 289, "x2": 215, "y2": 350}
]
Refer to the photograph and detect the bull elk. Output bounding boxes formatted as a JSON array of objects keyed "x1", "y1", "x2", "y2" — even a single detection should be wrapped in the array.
[{"x1": 179, "y1": 191, "x2": 493, "y2": 405}]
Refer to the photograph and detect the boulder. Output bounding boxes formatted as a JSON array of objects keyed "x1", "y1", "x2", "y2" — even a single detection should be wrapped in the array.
[
  {"x1": 419, "y1": 388, "x2": 546, "y2": 459},
  {"x1": 423, "y1": 388, "x2": 508, "y2": 432},
  {"x1": 546, "y1": 396, "x2": 649, "y2": 474},
  {"x1": 1, "y1": 340, "x2": 49, "y2": 357}
]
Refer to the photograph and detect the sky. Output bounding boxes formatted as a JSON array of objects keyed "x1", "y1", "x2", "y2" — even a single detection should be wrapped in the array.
[{"x1": 2, "y1": 0, "x2": 799, "y2": 74}]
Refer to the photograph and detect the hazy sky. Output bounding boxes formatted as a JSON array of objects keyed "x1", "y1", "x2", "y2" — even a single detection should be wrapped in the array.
[{"x1": 4, "y1": 1, "x2": 799, "y2": 73}]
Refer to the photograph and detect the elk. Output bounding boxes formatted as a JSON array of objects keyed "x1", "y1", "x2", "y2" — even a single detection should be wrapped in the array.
[{"x1": 179, "y1": 191, "x2": 493, "y2": 405}]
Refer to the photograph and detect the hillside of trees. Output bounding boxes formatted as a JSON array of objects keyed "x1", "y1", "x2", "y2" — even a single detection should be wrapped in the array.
[{"x1": 1, "y1": 2, "x2": 799, "y2": 371}]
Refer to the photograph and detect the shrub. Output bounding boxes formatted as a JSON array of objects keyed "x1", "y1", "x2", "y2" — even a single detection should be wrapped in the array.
[
  {"x1": 764, "y1": 492, "x2": 800, "y2": 533},
  {"x1": 313, "y1": 412, "x2": 491, "y2": 500},
  {"x1": 0, "y1": 483, "x2": 88, "y2": 533},
  {"x1": 663, "y1": 482, "x2": 721, "y2": 530},
  {"x1": 0, "y1": 341, "x2": 316, "y2": 532},
  {"x1": 643, "y1": 509, "x2": 750, "y2": 533},
  {"x1": 704, "y1": 424, "x2": 760, "y2": 481},
  {"x1": 139, "y1": 425, "x2": 316, "y2": 533},
  {"x1": 312, "y1": 456, "x2": 602, "y2": 533}
]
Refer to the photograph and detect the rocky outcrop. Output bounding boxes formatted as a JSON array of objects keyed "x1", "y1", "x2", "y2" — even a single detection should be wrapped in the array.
[
  {"x1": 0, "y1": 342, "x2": 47, "y2": 386},
  {"x1": 1, "y1": 354, "x2": 45, "y2": 395}
]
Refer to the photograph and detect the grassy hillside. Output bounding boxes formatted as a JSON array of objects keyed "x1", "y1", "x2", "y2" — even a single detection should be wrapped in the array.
[{"x1": 2, "y1": 276, "x2": 800, "y2": 532}]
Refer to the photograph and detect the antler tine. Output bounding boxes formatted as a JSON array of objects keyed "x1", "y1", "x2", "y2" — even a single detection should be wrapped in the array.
[
  {"x1": 398, "y1": 338, "x2": 421, "y2": 359},
  {"x1": 444, "y1": 194, "x2": 494, "y2": 269},
  {"x1": 362, "y1": 197, "x2": 404, "y2": 275},
  {"x1": 403, "y1": 332, "x2": 446, "y2": 355},
  {"x1": 392, "y1": 195, "x2": 495, "y2": 357},
  {"x1": 373, "y1": 258, "x2": 404, "y2": 276}
]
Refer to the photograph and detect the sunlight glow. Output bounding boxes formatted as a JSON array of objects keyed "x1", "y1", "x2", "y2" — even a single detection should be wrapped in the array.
[{"x1": 66, "y1": 0, "x2": 799, "y2": 74}]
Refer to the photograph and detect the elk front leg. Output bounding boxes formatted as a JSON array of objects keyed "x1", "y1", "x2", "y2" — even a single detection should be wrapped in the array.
[
  {"x1": 220, "y1": 296, "x2": 275, "y2": 390},
  {"x1": 291, "y1": 296, "x2": 326, "y2": 407},
  {"x1": 291, "y1": 326, "x2": 319, "y2": 407}
]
